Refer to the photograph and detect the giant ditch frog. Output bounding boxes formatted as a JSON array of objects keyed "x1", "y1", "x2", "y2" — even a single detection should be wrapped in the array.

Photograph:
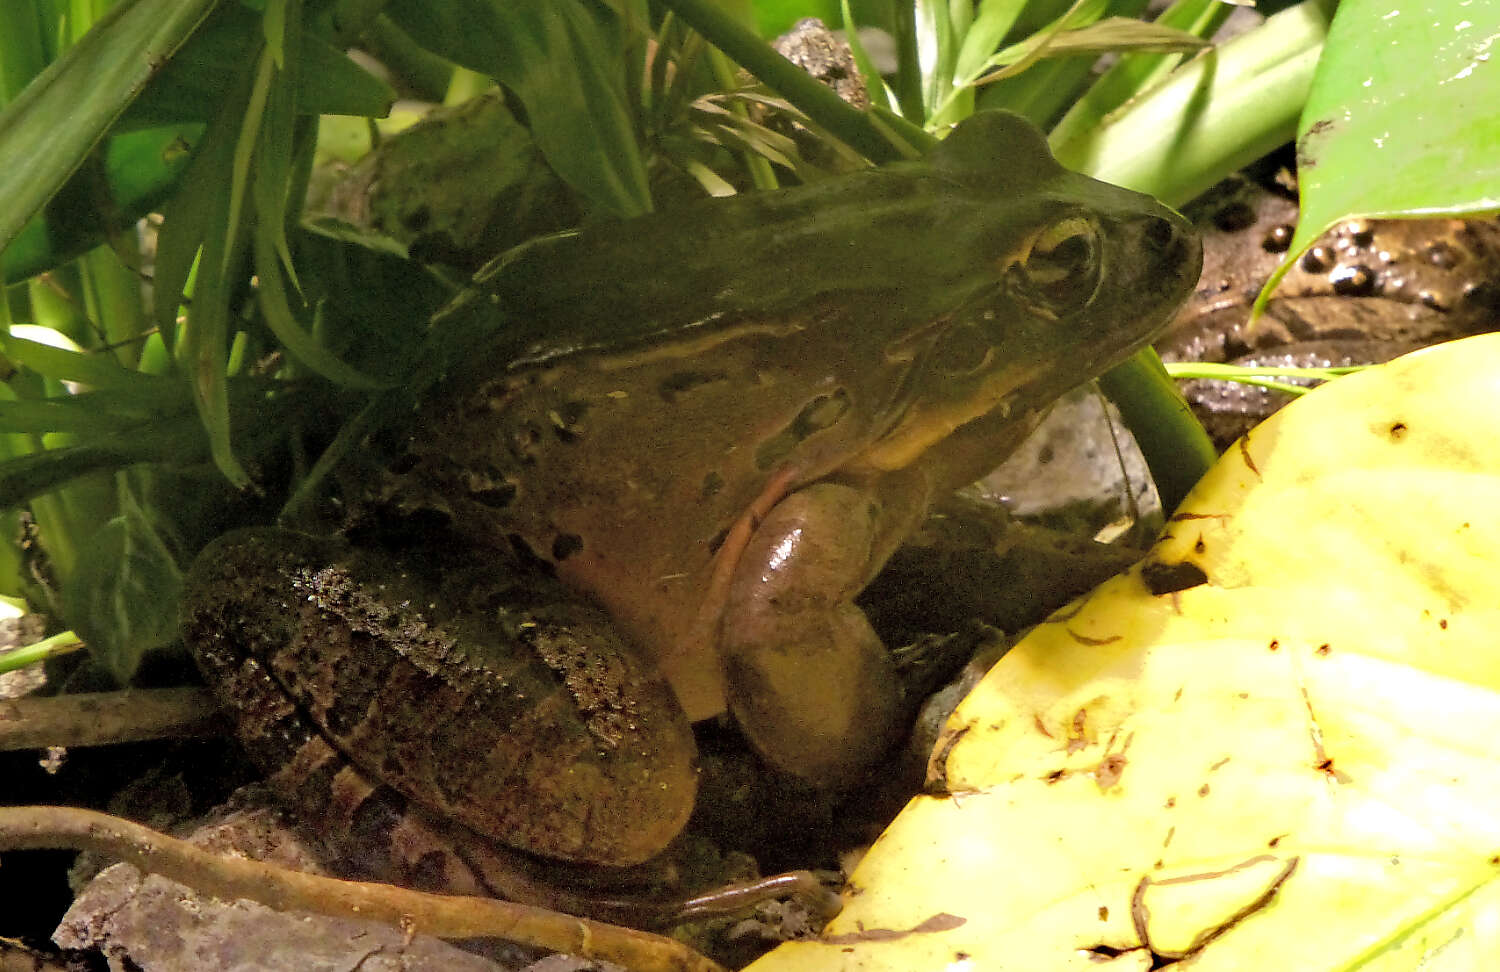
[{"x1": 182, "y1": 112, "x2": 1201, "y2": 882}]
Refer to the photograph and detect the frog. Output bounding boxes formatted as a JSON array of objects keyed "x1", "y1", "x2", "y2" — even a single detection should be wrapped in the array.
[{"x1": 182, "y1": 111, "x2": 1201, "y2": 888}]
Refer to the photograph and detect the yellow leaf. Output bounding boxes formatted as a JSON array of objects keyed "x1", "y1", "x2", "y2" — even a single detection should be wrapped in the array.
[{"x1": 749, "y1": 334, "x2": 1500, "y2": 970}]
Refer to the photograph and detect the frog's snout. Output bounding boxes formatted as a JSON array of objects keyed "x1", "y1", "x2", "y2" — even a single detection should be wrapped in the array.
[{"x1": 1137, "y1": 210, "x2": 1204, "y2": 297}]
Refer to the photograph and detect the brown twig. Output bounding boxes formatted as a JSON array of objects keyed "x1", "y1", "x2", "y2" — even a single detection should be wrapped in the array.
[
  {"x1": 0, "y1": 688, "x2": 224, "y2": 751},
  {"x1": 0, "y1": 806, "x2": 728, "y2": 972}
]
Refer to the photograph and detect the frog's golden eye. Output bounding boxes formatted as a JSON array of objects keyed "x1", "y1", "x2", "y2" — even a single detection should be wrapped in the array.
[{"x1": 1008, "y1": 215, "x2": 1102, "y2": 318}]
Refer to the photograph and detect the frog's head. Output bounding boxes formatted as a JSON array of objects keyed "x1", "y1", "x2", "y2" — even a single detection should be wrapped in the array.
[{"x1": 855, "y1": 111, "x2": 1201, "y2": 471}]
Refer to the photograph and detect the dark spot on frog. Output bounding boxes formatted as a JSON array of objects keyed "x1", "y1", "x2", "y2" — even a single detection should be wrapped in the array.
[
  {"x1": 754, "y1": 388, "x2": 852, "y2": 469},
  {"x1": 658, "y1": 370, "x2": 728, "y2": 402},
  {"x1": 327, "y1": 636, "x2": 385, "y2": 733},
  {"x1": 402, "y1": 204, "x2": 431, "y2": 233},
  {"x1": 350, "y1": 784, "x2": 407, "y2": 852},
  {"x1": 551, "y1": 533, "x2": 583, "y2": 561},
  {"x1": 1262, "y1": 223, "x2": 1294, "y2": 252},
  {"x1": 1037, "y1": 442, "x2": 1054, "y2": 463},
  {"x1": 387, "y1": 451, "x2": 421, "y2": 475},
  {"x1": 700, "y1": 470, "x2": 725, "y2": 500},
  {"x1": 1389, "y1": 421, "x2": 1408, "y2": 440},
  {"x1": 1329, "y1": 264, "x2": 1376, "y2": 297},
  {"x1": 507, "y1": 534, "x2": 557, "y2": 576},
  {"x1": 507, "y1": 423, "x2": 543, "y2": 463},
  {"x1": 1211, "y1": 200, "x2": 1257, "y2": 233},
  {"x1": 1140, "y1": 560, "x2": 1208, "y2": 595},
  {"x1": 469, "y1": 481, "x2": 517, "y2": 509},
  {"x1": 409, "y1": 850, "x2": 454, "y2": 891}
]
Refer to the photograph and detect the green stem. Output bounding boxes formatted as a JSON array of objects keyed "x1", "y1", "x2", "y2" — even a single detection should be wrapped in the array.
[{"x1": 1099, "y1": 349, "x2": 1216, "y2": 513}]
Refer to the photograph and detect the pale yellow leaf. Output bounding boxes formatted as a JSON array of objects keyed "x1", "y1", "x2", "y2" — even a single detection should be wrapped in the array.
[{"x1": 749, "y1": 333, "x2": 1500, "y2": 970}]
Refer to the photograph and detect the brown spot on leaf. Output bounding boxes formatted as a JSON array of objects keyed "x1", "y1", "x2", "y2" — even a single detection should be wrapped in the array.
[
  {"x1": 1141, "y1": 560, "x2": 1208, "y2": 595},
  {"x1": 1096, "y1": 753, "x2": 1127, "y2": 789},
  {"x1": 819, "y1": 912, "x2": 966, "y2": 944},
  {"x1": 1238, "y1": 436, "x2": 1261, "y2": 477}
]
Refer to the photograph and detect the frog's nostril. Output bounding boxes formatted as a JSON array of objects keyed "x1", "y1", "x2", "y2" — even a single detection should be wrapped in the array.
[{"x1": 1142, "y1": 215, "x2": 1178, "y2": 252}]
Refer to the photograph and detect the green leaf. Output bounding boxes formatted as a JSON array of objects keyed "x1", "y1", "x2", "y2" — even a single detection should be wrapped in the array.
[
  {"x1": 386, "y1": 0, "x2": 653, "y2": 217},
  {"x1": 1259, "y1": 0, "x2": 1500, "y2": 309},
  {"x1": 1048, "y1": 0, "x2": 1230, "y2": 148},
  {"x1": 118, "y1": 3, "x2": 395, "y2": 127},
  {"x1": 2, "y1": 123, "x2": 203, "y2": 284},
  {"x1": 0, "y1": 0, "x2": 219, "y2": 256},
  {"x1": 1052, "y1": 0, "x2": 1330, "y2": 208},
  {"x1": 62, "y1": 488, "x2": 184, "y2": 683},
  {"x1": 0, "y1": 334, "x2": 181, "y2": 393}
]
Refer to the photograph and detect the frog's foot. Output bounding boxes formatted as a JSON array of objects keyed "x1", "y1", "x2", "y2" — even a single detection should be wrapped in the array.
[{"x1": 717, "y1": 482, "x2": 910, "y2": 784}]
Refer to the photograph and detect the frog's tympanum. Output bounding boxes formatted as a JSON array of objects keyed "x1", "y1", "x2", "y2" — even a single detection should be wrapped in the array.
[{"x1": 183, "y1": 112, "x2": 1200, "y2": 889}]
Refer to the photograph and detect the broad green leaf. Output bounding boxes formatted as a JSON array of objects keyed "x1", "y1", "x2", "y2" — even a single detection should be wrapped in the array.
[
  {"x1": 749, "y1": 333, "x2": 1500, "y2": 970},
  {"x1": 1, "y1": 124, "x2": 202, "y2": 284},
  {"x1": 1260, "y1": 0, "x2": 1500, "y2": 309},
  {"x1": 1052, "y1": 0, "x2": 1329, "y2": 207},
  {"x1": 0, "y1": 0, "x2": 218, "y2": 255},
  {"x1": 62, "y1": 489, "x2": 184, "y2": 683}
]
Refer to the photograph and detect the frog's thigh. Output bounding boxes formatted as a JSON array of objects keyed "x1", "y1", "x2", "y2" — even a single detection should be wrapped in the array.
[{"x1": 719, "y1": 482, "x2": 903, "y2": 782}]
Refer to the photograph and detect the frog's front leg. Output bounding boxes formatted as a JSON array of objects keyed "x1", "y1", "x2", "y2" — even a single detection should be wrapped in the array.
[{"x1": 718, "y1": 475, "x2": 931, "y2": 782}]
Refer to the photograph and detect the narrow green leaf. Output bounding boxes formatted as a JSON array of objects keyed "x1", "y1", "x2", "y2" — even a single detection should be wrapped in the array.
[
  {"x1": 1039, "y1": 18, "x2": 1209, "y2": 56},
  {"x1": 252, "y1": 223, "x2": 397, "y2": 389},
  {"x1": 662, "y1": 0, "x2": 919, "y2": 161},
  {"x1": 0, "y1": 395, "x2": 177, "y2": 434},
  {"x1": 1049, "y1": 0, "x2": 1230, "y2": 147},
  {"x1": 952, "y1": 0, "x2": 1028, "y2": 94},
  {"x1": 0, "y1": 334, "x2": 179, "y2": 392}
]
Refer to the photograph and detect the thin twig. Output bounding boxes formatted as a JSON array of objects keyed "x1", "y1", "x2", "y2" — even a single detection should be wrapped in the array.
[{"x1": 0, "y1": 806, "x2": 728, "y2": 972}]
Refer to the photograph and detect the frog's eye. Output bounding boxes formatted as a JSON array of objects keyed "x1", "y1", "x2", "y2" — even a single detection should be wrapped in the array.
[{"x1": 1008, "y1": 215, "x2": 1102, "y2": 318}]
